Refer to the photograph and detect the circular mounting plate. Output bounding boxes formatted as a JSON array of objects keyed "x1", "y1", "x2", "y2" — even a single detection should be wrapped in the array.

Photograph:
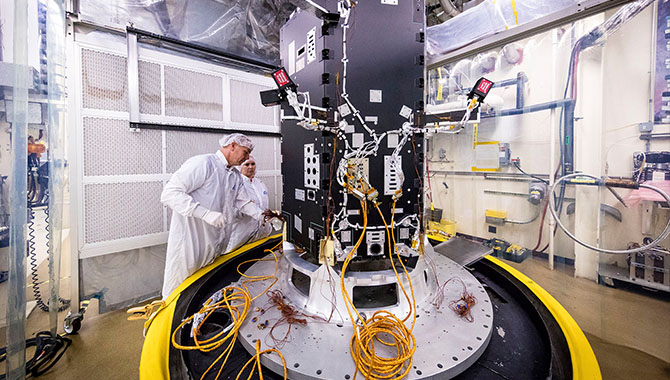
[{"x1": 237, "y1": 247, "x2": 493, "y2": 379}]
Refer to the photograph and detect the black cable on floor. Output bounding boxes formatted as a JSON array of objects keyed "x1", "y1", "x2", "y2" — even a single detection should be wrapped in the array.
[{"x1": 0, "y1": 331, "x2": 72, "y2": 379}]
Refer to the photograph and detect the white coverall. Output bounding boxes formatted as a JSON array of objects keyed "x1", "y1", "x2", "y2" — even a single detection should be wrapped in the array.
[
  {"x1": 226, "y1": 176, "x2": 273, "y2": 252},
  {"x1": 160, "y1": 150, "x2": 262, "y2": 298}
]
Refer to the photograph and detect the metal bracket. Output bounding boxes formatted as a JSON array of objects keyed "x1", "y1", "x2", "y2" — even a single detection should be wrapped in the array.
[{"x1": 127, "y1": 28, "x2": 140, "y2": 125}]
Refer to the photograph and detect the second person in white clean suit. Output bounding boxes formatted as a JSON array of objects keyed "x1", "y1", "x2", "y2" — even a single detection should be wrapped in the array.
[
  {"x1": 160, "y1": 134, "x2": 267, "y2": 298},
  {"x1": 227, "y1": 156, "x2": 274, "y2": 252}
]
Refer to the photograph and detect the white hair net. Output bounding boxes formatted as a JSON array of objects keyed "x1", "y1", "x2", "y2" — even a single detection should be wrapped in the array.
[{"x1": 219, "y1": 133, "x2": 255, "y2": 150}]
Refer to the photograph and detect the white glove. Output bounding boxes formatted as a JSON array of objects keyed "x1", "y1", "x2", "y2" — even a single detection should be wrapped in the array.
[
  {"x1": 239, "y1": 202, "x2": 263, "y2": 220},
  {"x1": 270, "y1": 217, "x2": 283, "y2": 230},
  {"x1": 202, "y1": 210, "x2": 226, "y2": 228}
]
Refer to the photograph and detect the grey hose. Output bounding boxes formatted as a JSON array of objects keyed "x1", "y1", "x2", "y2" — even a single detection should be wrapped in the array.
[
  {"x1": 549, "y1": 173, "x2": 670, "y2": 254},
  {"x1": 505, "y1": 205, "x2": 541, "y2": 225}
]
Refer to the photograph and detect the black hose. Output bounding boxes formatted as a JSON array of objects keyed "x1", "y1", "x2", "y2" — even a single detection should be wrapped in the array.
[
  {"x1": 27, "y1": 205, "x2": 70, "y2": 313},
  {"x1": 512, "y1": 161, "x2": 548, "y2": 185},
  {"x1": 0, "y1": 331, "x2": 72, "y2": 379}
]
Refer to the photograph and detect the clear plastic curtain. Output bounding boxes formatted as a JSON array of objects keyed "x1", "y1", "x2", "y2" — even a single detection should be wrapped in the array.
[
  {"x1": 46, "y1": 0, "x2": 67, "y2": 336},
  {"x1": 6, "y1": 1, "x2": 68, "y2": 378},
  {"x1": 7, "y1": 0, "x2": 29, "y2": 378}
]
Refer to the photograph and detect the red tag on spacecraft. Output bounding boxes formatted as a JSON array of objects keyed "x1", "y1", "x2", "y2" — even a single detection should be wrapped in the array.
[
  {"x1": 272, "y1": 67, "x2": 294, "y2": 89},
  {"x1": 468, "y1": 77, "x2": 494, "y2": 100}
]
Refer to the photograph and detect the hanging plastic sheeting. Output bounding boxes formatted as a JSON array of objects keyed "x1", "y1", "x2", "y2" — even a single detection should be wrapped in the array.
[
  {"x1": 426, "y1": 0, "x2": 579, "y2": 58},
  {"x1": 7, "y1": 0, "x2": 30, "y2": 377},
  {"x1": 46, "y1": 0, "x2": 69, "y2": 335},
  {"x1": 80, "y1": 245, "x2": 166, "y2": 313},
  {"x1": 78, "y1": 0, "x2": 296, "y2": 66}
]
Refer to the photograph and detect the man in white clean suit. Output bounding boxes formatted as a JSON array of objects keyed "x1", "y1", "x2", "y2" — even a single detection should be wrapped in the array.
[{"x1": 160, "y1": 134, "x2": 270, "y2": 298}]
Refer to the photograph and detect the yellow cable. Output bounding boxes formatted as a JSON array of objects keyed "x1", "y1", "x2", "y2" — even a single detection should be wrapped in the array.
[
  {"x1": 338, "y1": 200, "x2": 418, "y2": 380},
  {"x1": 235, "y1": 339, "x2": 287, "y2": 380},
  {"x1": 171, "y1": 285, "x2": 250, "y2": 380},
  {"x1": 171, "y1": 241, "x2": 288, "y2": 380},
  {"x1": 236, "y1": 240, "x2": 283, "y2": 302}
]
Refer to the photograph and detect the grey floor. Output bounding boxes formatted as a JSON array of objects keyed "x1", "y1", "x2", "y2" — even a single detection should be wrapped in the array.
[{"x1": 2, "y1": 255, "x2": 669, "y2": 380}]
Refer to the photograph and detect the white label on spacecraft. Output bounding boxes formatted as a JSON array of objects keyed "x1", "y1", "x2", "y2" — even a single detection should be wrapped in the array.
[
  {"x1": 399, "y1": 228, "x2": 409, "y2": 239},
  {"x1": 381, "y1": 0, "x2": 398, "y2": 5},
  {"x1": 344, "y1": 122, "x2": 355, "y2": 134},
  {"x1": 288, "y1": 40, "x2": 296, "y2": 75},
  {"x1": 369, "y1": 89, "x2": 382, "y2": 103},
  {"x1": 653, "y1": 171, "x2": 665, "y2": 181},
  {"x1": 294, "y1": 215, "x2": 302, "y2": 233},
  {"x1": 307, "y1": 27, "x2": 317, "y2": 64},
  {"x1": 364, "y1": 116, "x2": 378, "y2": 125},
  {"x1": 341, "y1": 230, "x2": 352, "y2": 243},
  {"x1": 295, "y1": 188, "x2": 305, "y2": 201},
  {"x1": 399, "y1": 105, "x2": 412, "y2": 119},
  {"x1": 296, "y1": 57, "x2": 305, "y2": 72},
  {"x1": 338, "y1": 103, "x2": 352, "y2": 117},
  {"x1": 347, "y1": 209, "x2": 360, "y2": 215},
  {"x1": 352, "y1": 133, "x2": 364, "y2": 148},
  {"x1": 387, "y1": 132, "x2": 399, "y2": 148},
  {"x1": 394, "y1": 208, "x2": 404, "y2": 214},
  {"x1": 309, "y1": 227, "x2": 315, "y2": 240}
]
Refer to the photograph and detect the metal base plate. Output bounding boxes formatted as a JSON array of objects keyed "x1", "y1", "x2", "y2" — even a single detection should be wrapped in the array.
[{"x1": 237, "y1": 245, "x2": 493, "y2": 379}]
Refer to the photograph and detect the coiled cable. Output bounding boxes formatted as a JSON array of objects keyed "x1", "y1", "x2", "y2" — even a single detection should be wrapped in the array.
[
  {"x1": 339, "y1": 200, "x2": 418, "y2": 380},
  {"x1": 549, "y1": 173, "x2": 670, "y2": 254},
  {"x1": 28, "y1": 206, "x2": 70, "y2": 312}
]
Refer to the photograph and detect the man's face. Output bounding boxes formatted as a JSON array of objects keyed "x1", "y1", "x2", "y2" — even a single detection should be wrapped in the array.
[
  {"x1": 240, "y1": 159, "x2": 257, "y2": 179},
  {"x1": 230, "y1": 143, "x2": 252, "y2": 166}
]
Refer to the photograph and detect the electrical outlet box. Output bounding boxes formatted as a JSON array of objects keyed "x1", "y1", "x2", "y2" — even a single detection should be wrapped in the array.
[
  {"x1": 499, "y1": 143, "x2": 511, "y2": 166},
  {"x1": 485, "y1": 209, "x2": 507, "y2": 225}
]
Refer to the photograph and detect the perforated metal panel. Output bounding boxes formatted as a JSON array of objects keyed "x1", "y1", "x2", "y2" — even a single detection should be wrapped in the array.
[
  {"x1": 77, "y1": 45, "x2": 282, "y2": 255},
  {"x1": 83, "y1": 117, "x2": 162, "y2": 176},
  {"x1": 139, "y1": 60, "x2": 161, "y2": 115},
  {"x1": 165, "y1": 131, "x2": 224, "y2": 173},
  {"x1": 256, "y1": 175, "x2": 280, "y2": 210},
  {"x1": 248, "y1": 136, "x2": 277, "y2": 171},
  {"x1": 164, "y1": 66, "x2": 223, "y2": 120},
  {"x1": 81, "y1": 48, "x2": 128, "y2": 111},
  {"x1": 166, "y1": 132, "x2": 280, "y2": 173},
  {"x1": 84, "y1": 182, "x2": 164, "y2": 243},
  {"x1": 229, "y1": 79, "x2": 276, "y2": 126}
]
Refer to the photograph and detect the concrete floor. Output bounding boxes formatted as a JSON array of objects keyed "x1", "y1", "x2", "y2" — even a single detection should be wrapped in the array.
[{"x1": 2, "y1": 255, "x2": 669, "y2": 379}]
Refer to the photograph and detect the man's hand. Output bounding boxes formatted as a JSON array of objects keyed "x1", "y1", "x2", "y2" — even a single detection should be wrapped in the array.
[
  {"x1": 202, "y1": 210, "x2": 226, "y2": 228},
  {"x1": 262, "y1": 210, "x2": 285, "y2": 230},
  {"x1": 270, "y1": 217, "x2": 283, "y2": 230}
]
